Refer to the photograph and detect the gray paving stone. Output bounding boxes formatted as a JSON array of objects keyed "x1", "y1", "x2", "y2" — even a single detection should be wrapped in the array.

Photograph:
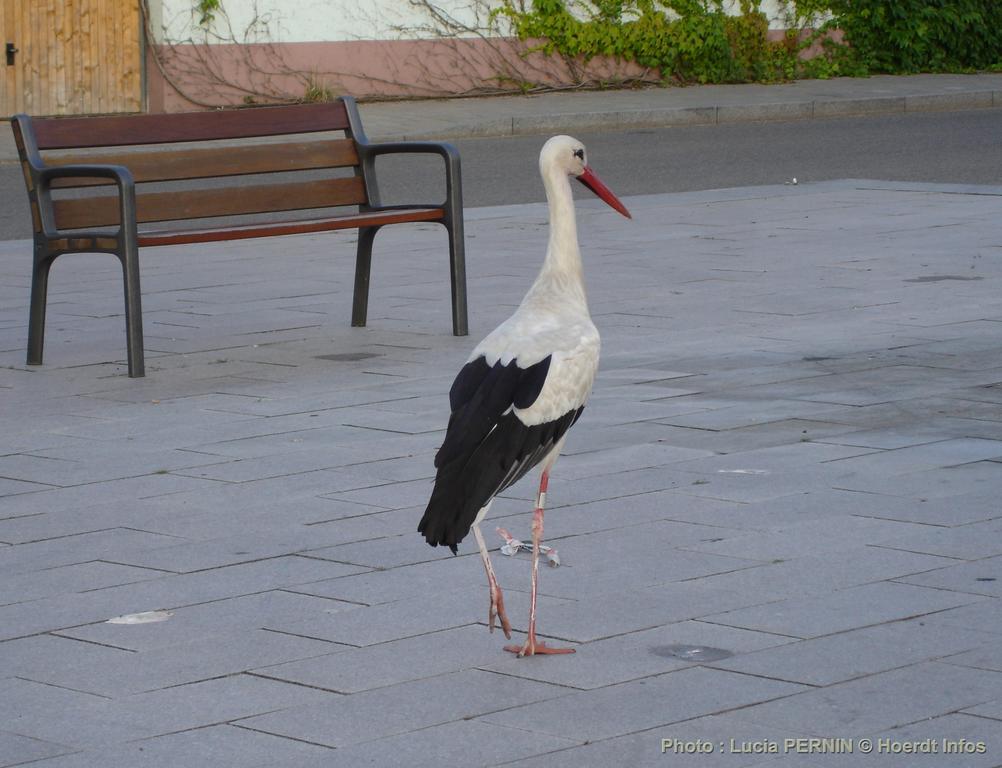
[
  {"x1": 254, "y1": 624, "x2": 533, "y2": 693},
  {"x1": 656, "y1": 398, "x2": 851, "y2": 432},
  {"x1": 0, "y1": 527, "x2": 187, "y2": 577},
  {"x1": 104, "y1": 522, "x2": 385, "y2": 573},
  {"x1": 114, "y1": 674, "x2": 339, "y2": 737},
  {"x1": 2, "y1": 180, "x2": 1002, "y2": 758},
  {"x1": 0, "y1": 560, "x2": 166, "y2": 607},
  {"x1": 835, "y1": 460, "x2": 1002, "y2": 500},
  {"x1": 522, "y1": 582, "x2": 757, "y2": 643},
  {"x1": 826, "y1": 438, "x2": 1002, "y2": 475},
  {"x1": 0, "y1": 634, "x2": 134, "y2": 687},
  {"x1": 2, "y1": 553, "x2": 366, "y2": 644},
  {"x1": 817, "y1": 426, "x2": 964, "y2": 450},
  {"x1": 238, "y1": 670, "x2": 567, "y2": 748},
  {"x1": 506, "y1": 542, "x2": 756, "y2": 605},
  {"x1": 873, "y1": 516, "x2": 1002, "y2": 560},
  {"x1": 683, "y1": 544, "x2": 957, "y2": 602},
  {"x1": 709, "y1": 617, "x2": 996, "y2": 686},
  {"x1": 280, "y1": 584, "x2": 571, "y2": 647},
  {"x1": 670, "y1": 463, "x2": 867, "y2": 504},
  {"x1": 0, "y1": 677, "x2": 146, "y2": 749},
  {"x1": 292, "y1": 549, "x2": 491, "y2": 605},
  {"x1": 496, "y1": 463, "x2": 694, "y2": 507},
  {"x1": 550, "y1": 442, "x2": 717, "y2": 479},
  {"x1": 57, "y1": 590, "x2": 358, "y2": 651},
  {"x1": 844, "y1": 491, "x2": 1002, "y2": 527},
  {"x1": 2, "y1": 445, "x2": 227, "y2": 487},
  {"x1": 0, "y1": 731, "x2": 74, "y2": 767},
  {"x1": 323, "y1": 477, "x2": 444, "y2": 510},
  {"x1": 705, "y1": 582, "x2": 985, "y2": 638},
  {"x1": 963, "y1": 700, "x2": 1002, "y2": 721},
  {"x1": 306, "y1": 531, "x2": 459, "y2": 569},
  {"x1": 656, "y1": 419, "x2": 863, "y2": 456},
  {"x1": 897, "y1": 555, "x2": 1002, "y2": 596},
  {"x1": 922, "y1": 601, "x2": 1002, "y2": 636},
  {"x1": 678, "y1": 515, "x2": 930, "y2": 562},
  {"x1": 651, "y1": 488, "x2": 914, "y2": 530},
  {"x1": 480, "y1": 666, "x2": 804, "y2": 742},
  {"x1": 295, "y1": 720, "x2": 582, "y2": 768},
  {"x1": 0, "y1": 588, "x2": 162, "y2": 642},
  {"x1": 0, "y1": 476, "x2": 48, "y2": 497},
  {"x1": 496, "y1": 484, "x2": 742, "y2": 539},
  {"x1": 22, "y1": 724, "x2": 332, "y2": 768},
  {"x1": 812, "y1": 713, "x2": 1002, "y2": 768},
  {"x1": 132, "y1": 491, "x2": 392, "y2": 541},
  {"x1": 502, "y1": 712, "x2": 814, "y2": 768},
  {"x1": 0, "y1": 472, "x2": 223, "y2": 524},
  {"x1": 941, "y1": 642, "x2": 1002, "y2": 673},
  {"x1": 17, "y1": 629, "x2": 339, "y2": 697},
  {"x1": 738, "y1": 662, "x2": 1002, "y2": 736},
  {"x1": 480, "y1": 619, "x2": 795, "y2": 690},
  {"x1": 276, "y1": 586, "x2": 475, "y2": 646}
]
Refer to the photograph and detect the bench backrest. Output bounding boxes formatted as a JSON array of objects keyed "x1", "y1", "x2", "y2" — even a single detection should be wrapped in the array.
[{"x1": 14, "y1": 100, "x2": 369, "y2": 232}]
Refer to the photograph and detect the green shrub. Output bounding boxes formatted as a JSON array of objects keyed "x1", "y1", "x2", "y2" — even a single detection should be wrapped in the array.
[
  {"x1": 799, "y1": 0, "x2": 1002, "y2": 73},
  {"x1": 498, "y1": 0, "x2": 799, "y2": 84},
  {"x1": 499, "y1": 0, "x2": 1002, "y2": 86}
]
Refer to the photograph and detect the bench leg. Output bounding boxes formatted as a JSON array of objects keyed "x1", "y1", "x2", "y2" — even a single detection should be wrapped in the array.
[
  {"x1": 352, "y1": 226, "x2": 379, "y2": 328},
  {"x1": 446, "y1": 217, "x2": 469, "y2": 337},
  {"x1": 118, "y1": 236, "x2": 145, "y2": 378},
  {"x1": 26, "y1": 242, "x2": 53, "y2": 366}
]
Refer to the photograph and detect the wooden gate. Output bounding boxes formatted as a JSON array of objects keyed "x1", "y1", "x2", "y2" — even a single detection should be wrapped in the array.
[{"x1": 1, "y1": 0, "x2": 142, "y2": 117}]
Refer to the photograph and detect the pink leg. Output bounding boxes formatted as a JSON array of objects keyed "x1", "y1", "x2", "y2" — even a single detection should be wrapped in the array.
[
  {"x1": 504, "y1": 470, "x2": 574, "y2": 657},
  {"x1": 473, "y1": 522, "x2": 511, "y2": 639}
]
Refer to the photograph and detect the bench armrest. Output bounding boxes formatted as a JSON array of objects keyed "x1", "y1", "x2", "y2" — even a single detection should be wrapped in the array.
[
  {"x1": 34, "y1": 163, "x2": 137, "y2": 238},
  {"x1": 360, "y1": 140, "x2": 460, "y2": 161},
  {"x1": 356, "y1": 140, "x2": 463, "y2": 214}
]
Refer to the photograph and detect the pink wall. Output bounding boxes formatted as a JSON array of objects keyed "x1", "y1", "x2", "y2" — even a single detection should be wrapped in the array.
[
  {"x1": 147, "y1": 37, "x2": 655, "y2": 112},
  {"x1": 146, "y1": 30, "x2": 836, "y2": 113}
]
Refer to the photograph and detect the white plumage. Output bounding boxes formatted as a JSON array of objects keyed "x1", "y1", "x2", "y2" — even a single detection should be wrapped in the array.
[{"x1": 418, "y1": 135, "x2": 630, "y2": 656}]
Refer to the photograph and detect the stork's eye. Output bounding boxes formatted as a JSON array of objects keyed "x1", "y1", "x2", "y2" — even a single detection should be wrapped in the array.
[{"x1": 573, "y1": 148, "x2": 584, "y2": 160}]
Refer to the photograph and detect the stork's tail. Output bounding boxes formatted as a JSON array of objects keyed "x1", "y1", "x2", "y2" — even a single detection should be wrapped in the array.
[
  {"x1": 418, "y1": 465, "x2": 484, "y2": 555},
  {"x1": 417, "y1": 502, "x2": 460, "y2": 555}
]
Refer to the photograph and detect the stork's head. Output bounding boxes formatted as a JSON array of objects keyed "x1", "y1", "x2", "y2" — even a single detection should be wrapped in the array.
[{"x1": 540, "y1": 135, "x2": 632, "y2": 219}]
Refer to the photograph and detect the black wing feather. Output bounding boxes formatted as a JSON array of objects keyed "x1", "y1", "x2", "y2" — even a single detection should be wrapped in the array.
[
  {"x1": 448, "y1": 357, "x2": 491, "y2": 412},
  {"x1": 513, "y1": 357, "x2": 551, "y2": 409},
  {"x1": 419, "y1": 351, "x2": 584, "y2": 553},
  {"x1": 434, "y1": 355, "x2": 551, "y2": 471}
]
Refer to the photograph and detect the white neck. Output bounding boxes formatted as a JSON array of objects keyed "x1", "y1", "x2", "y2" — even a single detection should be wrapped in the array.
[{"x1": 526, "y1": 165, "x2": 588, "y2": 309}]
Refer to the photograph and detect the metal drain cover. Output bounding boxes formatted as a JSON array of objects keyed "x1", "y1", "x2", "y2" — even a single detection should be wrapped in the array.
[{"x1": 650, "y1": 644, "x2": 733, "y2": 662}]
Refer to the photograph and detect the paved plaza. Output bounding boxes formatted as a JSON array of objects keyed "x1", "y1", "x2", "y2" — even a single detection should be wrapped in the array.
[{"x1": 1, "y1": 172, "x2": 1000, "y2": 766}]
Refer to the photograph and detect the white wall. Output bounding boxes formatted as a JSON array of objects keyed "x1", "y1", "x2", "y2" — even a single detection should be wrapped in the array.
[{"x1": 152, "y1": 0, "x2": 793, "y2": 44}]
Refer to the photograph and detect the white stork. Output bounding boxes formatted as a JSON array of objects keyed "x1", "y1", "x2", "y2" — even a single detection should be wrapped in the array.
[{"x1": 419, "y1": 135, "x2": 631, "y2": 657}]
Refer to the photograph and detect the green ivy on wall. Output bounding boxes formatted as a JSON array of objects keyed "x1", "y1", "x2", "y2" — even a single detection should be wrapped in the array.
[
  {"x1": 497, "y1": 0, "x2": 1002, "y2": 85},
  {"x1": 185, "y1": 0, "x2": 1002, "y2": 96},
  {"x1": 801, "y1": 0, "x2": 1002, "y2": 74},
  {"x1": 195, "y1": 0, "x2": 222, "y2": 26},
  {"x1": 496, "y1": 0, "x2": 802, "y2": 85}
]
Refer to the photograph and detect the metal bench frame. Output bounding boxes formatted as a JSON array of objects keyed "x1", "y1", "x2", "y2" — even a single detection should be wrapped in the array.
[{"x1": 11, "y1": 96, "x2": 468, "y2": 378}]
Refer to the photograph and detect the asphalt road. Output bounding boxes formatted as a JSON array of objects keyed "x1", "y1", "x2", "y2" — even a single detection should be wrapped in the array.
[
  {"x1": 1, "y1": 109, "x2": 1000, "y2": 241},
  {"x1": 399, "y1": 108, "x2": 1002, "y2": 207}
]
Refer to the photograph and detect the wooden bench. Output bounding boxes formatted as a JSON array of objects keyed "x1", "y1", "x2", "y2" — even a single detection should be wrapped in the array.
[{"x1": 11, "y1": 96, "x2": 468, "y2": 378}]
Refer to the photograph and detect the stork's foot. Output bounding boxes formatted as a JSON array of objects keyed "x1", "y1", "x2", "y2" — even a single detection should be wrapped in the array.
[
  {"x1": 504, "y1": 638, "x2": 575, "y2": 657},
  {"x1": 489, "y1": 584, "x2": 512, "y2": 640}
]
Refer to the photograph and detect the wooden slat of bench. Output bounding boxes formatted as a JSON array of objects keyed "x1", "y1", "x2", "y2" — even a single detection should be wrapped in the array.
[
  {"x1": 31, "y1": 101, "x2": 351, "y2": 150},
  {"x1": 45, "y1": 139, "x2": 361, "y2": 187},
  {"x1": 53, "y1": 177, "x2": 369, "y2": 229},
  {"x1": 137, "y1": 208, "x2": 446, "y2": 246}
]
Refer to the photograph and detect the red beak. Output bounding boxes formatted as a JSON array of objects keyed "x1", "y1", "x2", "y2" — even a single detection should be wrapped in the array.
[{"x1": 576, "y1": 166, "x2": 632, "y2": 219}]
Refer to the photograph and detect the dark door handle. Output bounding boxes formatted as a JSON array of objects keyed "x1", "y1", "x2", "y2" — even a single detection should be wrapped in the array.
[{"x1": 6, "y1": 43, "x2": 17, "y2": 66}]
